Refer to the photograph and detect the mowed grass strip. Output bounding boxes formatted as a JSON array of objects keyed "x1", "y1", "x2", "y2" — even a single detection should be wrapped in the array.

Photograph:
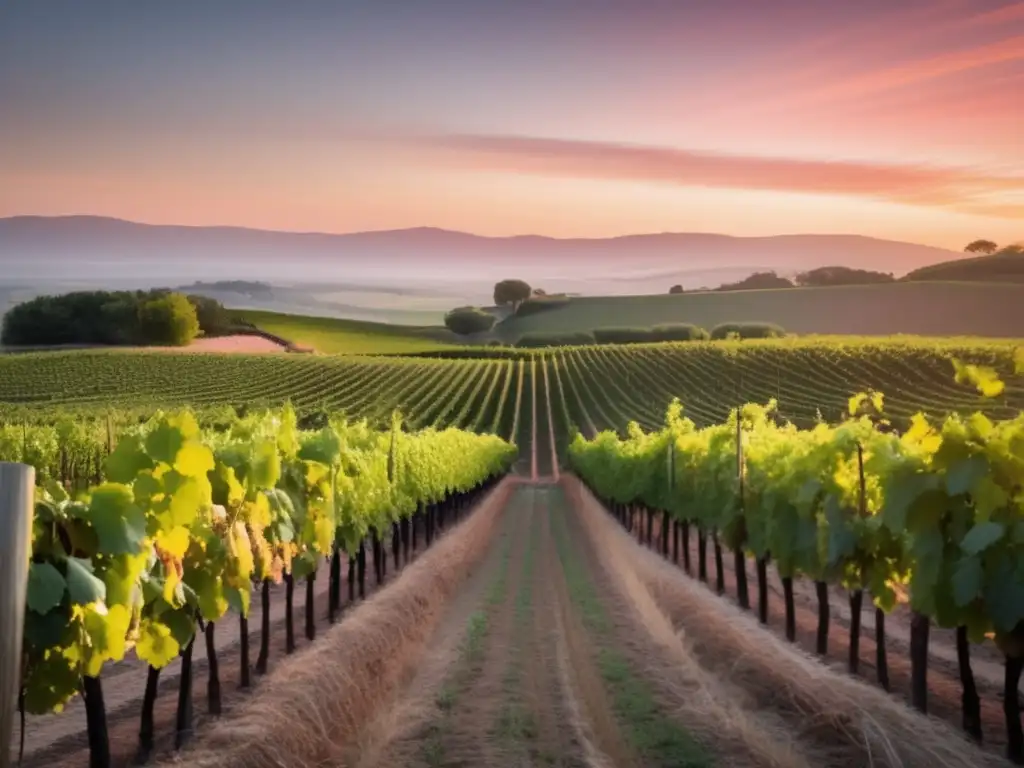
[
  {"x1": 548, "y1": 494, "x2": 713, "y2": 768},
  {"x1": 236, "y1": 309, "x2": 461, "y2": 354}
]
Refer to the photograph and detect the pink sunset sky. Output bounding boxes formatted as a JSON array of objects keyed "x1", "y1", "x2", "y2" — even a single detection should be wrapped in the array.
[{"x1": 0, "y1": 0, "x2": 1021, "y2": 253}]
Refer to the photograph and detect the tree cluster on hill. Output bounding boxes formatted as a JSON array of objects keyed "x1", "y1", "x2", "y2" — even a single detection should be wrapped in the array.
[
  {"x1": 0, "y1": 290, "x2": 225, "y2": 347},
  {"x1": 903, "y1": 241, "x2": 1024, "y2": 283},
  {"x1": 795, "y1": 266, "x2": 894, "y2": 286},
  {"x1": 716, "y1": 271, "x2": 794, "y2": 291}
]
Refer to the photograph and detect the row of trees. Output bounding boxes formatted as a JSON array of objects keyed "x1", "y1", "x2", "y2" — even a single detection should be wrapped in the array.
[
  {"x1": 670, "y1": 266, "x2": 896, "y2": 294},
  {"x1": 1, "y1": 290, "x2": 232, "y2": 348},
  {"x1": 669, "y1": 241, "x2": 1023, "y2": 294}
]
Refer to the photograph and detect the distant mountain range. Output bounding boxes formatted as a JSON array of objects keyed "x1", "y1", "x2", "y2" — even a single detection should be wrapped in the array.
[{"x1": 0, "y1": 216, "x2": 964, "y2": 291}]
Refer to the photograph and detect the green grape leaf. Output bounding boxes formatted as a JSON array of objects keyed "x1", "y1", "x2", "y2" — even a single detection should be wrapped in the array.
[
  {"x1": 23, "y1": 649, "x2": 81, "y2": 714},
  {"x1": 132, "y1": 470, "x2": 162, "y2": 506},
  {"x1": 162, "y1": 607, "x2": 197, "y2": 646},
  {"x1": 135, "y1": 619, "x2": 180, "y2": 669},
  {"x1": 186, "y1": 567, "x2": 228, "y2": 620},
  {"x1": 82, "y1": 603, "x2": 131, "y2": 677},
  {"x1": 210, "y1": 462, "x2": 245, "y2": 507},
  {"x1": 225, "y1": 585, "x2": 251, "y2": 616},
  {"x1": 65, "y1": 557, "x2": 106, "y2": 605},
  {"x1": 298, "y1": 428, "x2": 341, "y2": 467},
  {"x1": 961, "y1": 521, "x2": 1004, "y2": 555},
  {"x1": 104, "y1": 551, "x2": 149, "y2": 606},
  {"x1": 145, "y1": 421, "x2": 186, "y2": 466},
  {"x1": 944, "y1": 455, "x2": 989, "y2": 497},
  {"x1": 882, "y1": 471, "x2": 937, "y2": 532},
  {"x1": 27, "y1": 562, "x2": 67, "y2": 615},
  {"x1": 825, "y1": 502, "x2": 856, "y2": 568},
  {"x1": 174, "y1": 442, "x2": 215, "y2": 479},
  {"x1": 952, "y1": 555, "x2": 982, "y2": 607},
  {"x1": 163, "y1": 476, "x2": 206, "y2": 529},
  {"x1": 23, "y1": 606, "x2": 72, "y2": 650},
  {"x1": 983, "y1": 556, "x2": 1024, "y2": 633},
  {"x1": 251, "y1": 441, "x2": 281, "y2": 489},
  {"x1": 87, "y1": 484, "x2": 148, "y2": 555},
  {"x1": 291, "y1": 551, "x2": 319, "y2": 580},
  {"x1": 973, "y1": 476, "x2": 1010, "y2": 522},
  {"x1": 104, "y1": 435, "x2": 154, "y2": 484},
  {"x1": 910, "y1": 527, "x2": 944, "y2": 612},
  {"x1": 156, "y1": 526, "x2": 191, "y2": 559}
]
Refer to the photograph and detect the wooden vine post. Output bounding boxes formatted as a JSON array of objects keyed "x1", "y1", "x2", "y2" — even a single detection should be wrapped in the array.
[
  {"x1": 0, "y1": 463, "x2": 34, "y2": 768},
  {"x1": 734, "y1": 416, "x2": 749, "y2": 610}
]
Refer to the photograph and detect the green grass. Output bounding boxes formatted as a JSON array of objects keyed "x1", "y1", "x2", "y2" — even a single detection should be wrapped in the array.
[
  {"x1": 547, "y1": 488, "x2": 713, "y2": 768},
  {"x1": 236, "y1": 309, "x2": 462, "y2": 354},
  {"x1": 496, "y1": 282, "x2": 1024, "y2": 341},
  {"x1": 422, "y1": 538, "x2": 513, "y2": 768}
]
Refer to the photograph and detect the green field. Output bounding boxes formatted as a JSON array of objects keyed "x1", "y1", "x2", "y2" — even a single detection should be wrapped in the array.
[
  {"x1": 495, "y1": 282, "x2": 1024, "y2": 340},
  {"x1": 235, "y1": 309, "x2": 460, "y2": 354},
  {"x1": 3, "y1": 338, "x2": 1021, "y2": 450}
]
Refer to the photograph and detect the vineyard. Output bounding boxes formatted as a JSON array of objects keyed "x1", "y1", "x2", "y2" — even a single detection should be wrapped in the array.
[
  {"x1": 2, "y1": 337, "x2": 1022, "y2": 433},
  {"x1": 3, "y1": 336, "x2": 1024, "y2": 767}
]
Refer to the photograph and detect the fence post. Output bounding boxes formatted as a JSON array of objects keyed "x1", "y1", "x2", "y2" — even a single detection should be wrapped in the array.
[{"x1": 1, "y1": 462, "x2": 34, "y2": 768}]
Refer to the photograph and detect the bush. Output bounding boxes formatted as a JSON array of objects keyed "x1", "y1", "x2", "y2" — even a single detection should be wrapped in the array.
[
  {"x1": 1, "y1": 289, "x2": 212, "y2": 347},
  {"x1": 593, "y1": 327, "x2": 654, "y2": 345},
  {"x1": 516, "y1": 331, "x2": 595, "y2": 348},
  {"x1": 514, "y1": 295, "x2": 571, "y2": 317},
  {"x1": 669, "y1": 284, "x2": 684, "y2": 294},
  {"x1": 709, "y1": 322, "x2": 786, "y2": 340},
  {"x1": 444, "y1": 306, "x2": 496, "y2": 335},
  {"x1": 649, "y1": 323, "x2": 709, "y2": 342},
  {"x1": 138, "y1": 293, "x2": 201, "y2": 346}
]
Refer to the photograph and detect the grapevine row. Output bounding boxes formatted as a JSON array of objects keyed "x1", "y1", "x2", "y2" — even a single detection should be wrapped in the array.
[
  {"x1": 18, "y1": 405, "x2": 515, "y2": 766},
  {"x1": 568, "y1": 389, "x2": 1024, "y2": 761}
]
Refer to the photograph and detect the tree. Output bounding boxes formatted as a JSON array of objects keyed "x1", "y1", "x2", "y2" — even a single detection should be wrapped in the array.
[
  {"x1": 493, "y1": 279, "x2": 532, "y2": 310},
  {"x1": 187, "y1": 294, "x2": 233, "y2": 337},
  {"x1": 669, "y1": 284, "x2": 684, "y2": 294},
  {"x1": 965, "y1": 239, "x2": 998, "y2": 255},
  {"x1": 137, "y1": 293, "x2": 200, "y2": 346},
  {"x1": 444, "y1": 307, "x2": 496, "y2": 336}
]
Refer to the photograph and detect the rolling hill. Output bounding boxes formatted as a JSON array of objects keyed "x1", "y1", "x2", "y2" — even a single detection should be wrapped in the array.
[
  {"x1": 0, "y1": 216, "x2": 966, "y2": 296},
  {"x1": 495, "y1": 281, "x2": 1024, "y2": 340},
  {"x1": 903, "y1": 247, "x2": 1024, "y2": 283}
]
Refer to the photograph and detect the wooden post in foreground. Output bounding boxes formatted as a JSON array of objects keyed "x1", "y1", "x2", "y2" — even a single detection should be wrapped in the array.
[{"x1": 0, "y1": 462, "x2": 34, "y2": 768}]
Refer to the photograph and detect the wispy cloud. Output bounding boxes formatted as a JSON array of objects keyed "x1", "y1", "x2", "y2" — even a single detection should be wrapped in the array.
[
  {"x1": 808, "y1": 35, "x2": 1024, "y2": 102},
  {"x1": 407, "y1": 134, "x2": 1024, "y2": 218}
]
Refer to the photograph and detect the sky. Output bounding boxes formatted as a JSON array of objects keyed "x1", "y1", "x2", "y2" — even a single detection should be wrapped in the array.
[{"x1": 0, "y1": 0, "x2": 1022, "y2": 250}]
